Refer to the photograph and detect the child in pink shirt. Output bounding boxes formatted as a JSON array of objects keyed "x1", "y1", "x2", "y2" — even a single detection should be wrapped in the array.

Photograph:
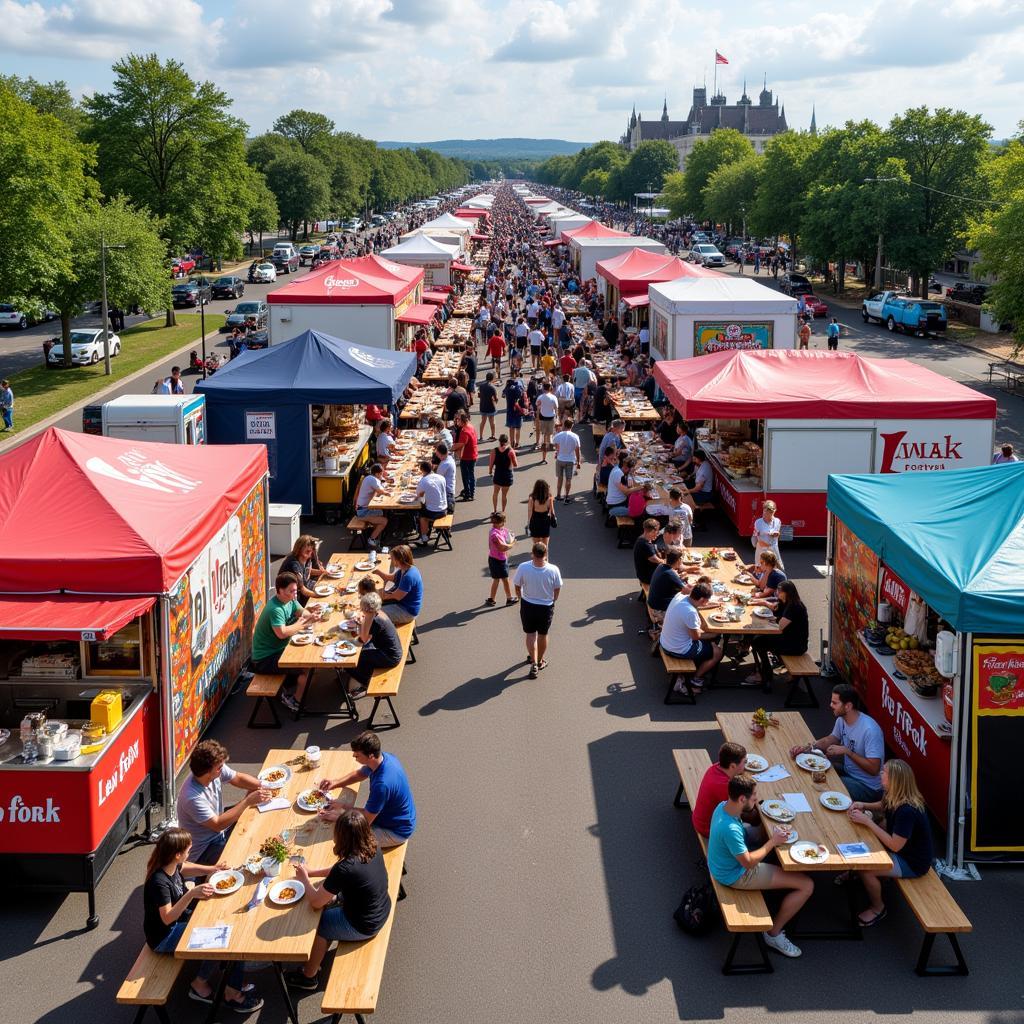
[{"x1": 485, "y1": 511, "x2": 518, "y2": 606}]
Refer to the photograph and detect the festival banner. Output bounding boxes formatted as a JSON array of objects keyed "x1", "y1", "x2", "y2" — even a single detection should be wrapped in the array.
[{"x1": 693, "y1": 320, "x2": 773, "y2": 356}]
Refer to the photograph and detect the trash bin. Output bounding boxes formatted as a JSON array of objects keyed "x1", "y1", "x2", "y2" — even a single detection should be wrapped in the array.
[{"x1": 268, "y1": 503, "x2": 303, "y2": 556}]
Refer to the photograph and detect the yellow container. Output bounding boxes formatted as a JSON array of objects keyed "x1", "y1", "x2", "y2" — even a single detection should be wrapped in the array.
[{"x1": 90, "y1": 690, "x2": 123, "y2": 733}]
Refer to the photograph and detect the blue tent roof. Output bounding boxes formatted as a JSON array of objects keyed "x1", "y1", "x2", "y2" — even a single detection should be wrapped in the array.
[
  {"x1": 195, "y1": 329, "x2": 416, "y2": 405},
  {"x1": 827, "y1": 463, "x2": 1024, "y2": 634}
]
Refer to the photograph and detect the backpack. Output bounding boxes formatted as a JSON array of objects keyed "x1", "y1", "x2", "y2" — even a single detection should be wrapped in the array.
[{"x1": 673, "y1": 882, "x2": 716, "y2": 936}]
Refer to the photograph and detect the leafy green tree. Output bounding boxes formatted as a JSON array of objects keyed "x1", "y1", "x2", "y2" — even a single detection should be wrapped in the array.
[
  {"x1": 247, "y1": 131, "x2": 301, "y2": 172},
  {"x1": 535, "y1": 154, "x2": 574, "y2": 186},
  {"x1": 580, "y1": 168, "x2": 610, "y2": 199},
  {"x1": 0, "y1": 84, "x2": 96, "y2": 312},
  {"x1": 246, "y1": 175, "x2": 280, "y2": 252},
  {"x1": 619, "y1": 140, "x2": 678, "y2": 202},
  {"x1": 0, "y1": 74, "x2": 83, "y2": 130},
  {"x1": 884, "y1": 106, "x2": 992, "y2": 296},
  {"x1": 679, "y1": 129, "x2": 754, "y2": 219},
  {"x1": 702, "y1": 155, "x2": 762, "y2": 232},
  {"x1": 750, "y1": 131, "x2": 820, "y2": 261},
  {"x1": 272, "y1": 109, "x2": 335, "y2": 152},
  {"x1": 264, "y1": 152, "x2": 331, "y2": 240}
]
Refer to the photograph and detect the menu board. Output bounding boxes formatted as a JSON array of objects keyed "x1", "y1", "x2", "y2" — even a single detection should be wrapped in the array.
[
  {"x1": 971, "y1": 638, "x2": 1024, "y2": 852},
  {"x1": 830, "y1": 520, "x2": 879, "y2": 702}
]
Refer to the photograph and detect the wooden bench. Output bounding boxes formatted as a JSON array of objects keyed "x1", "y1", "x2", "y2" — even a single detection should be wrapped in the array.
[
  {"x1": 660, "y1": 649, "x2": 697, "y2": 705},
  {"x1": 321, "y1": 843, "x2": 408, "y2": 1023},
  {"x1": 347, "y1": 517, "x2": 372, "y2": 551},
  {"x1": 246, "y1": 672, "x2": 284, "y2": 728},
  {"x1": 895, "y1": 869, "x2": 972, "y2": 976},
  {"x1": 615, "y1": 515, "x2": 636, "y2": 548},
  {"x1": 366, "y1": 621, "x2": 416, "y2": 730},
  {"x1": 430, "y1": 513, "x2": 454, "y2": 551},
  {"x1": 116, "y1": 945, "x2": 184, "y2": 1023},
  {"x1": 673, "y1": 749, "x2": 775, "y2": 974},
  {"x1": 780, "y1": 653, "x2": 820, "y2": 708},
  {"x1": 591, "y1": 424, "x2": 607, "y2": 441}
]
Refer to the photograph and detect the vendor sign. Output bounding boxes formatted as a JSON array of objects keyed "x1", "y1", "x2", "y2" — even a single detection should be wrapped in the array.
[{"x1": 693, "y1": 321, "x2": 773, "y2": 356}]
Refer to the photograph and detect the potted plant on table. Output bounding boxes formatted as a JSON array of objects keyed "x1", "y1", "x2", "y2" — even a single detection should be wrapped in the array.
[
  {"x1": 703, "y1": 547, "x2": 720, "y2": 568},
  {"x1": 750, "y1": 707, "x2": 777, "y2": 739},
  {"x1": 259, "y1": 835, "x2": 292, "y2": 878}
]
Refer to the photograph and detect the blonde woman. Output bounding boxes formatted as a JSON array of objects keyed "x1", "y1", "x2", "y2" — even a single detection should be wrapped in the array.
[
  {"x1": 847, "y1": 759, "x2": 934, "y2": 926},
  {"x1": 751, "y1": 500, "x2": 784, "y2": 570}
]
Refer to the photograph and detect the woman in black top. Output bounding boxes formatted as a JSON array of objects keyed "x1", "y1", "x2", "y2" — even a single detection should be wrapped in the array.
[
  {"x1": 347, "y1": 592, "x2": 403, "y2": 695},
  {"x1": 848, "y1": 759, "x2": 935, "y2": 926},
  {"x1": 747, "y1": 580, "x2": 809, "y2": 691},
  {"x1": 286, "y1": 810, "x2": 392, "y2": 990},
  {"x1": 527, "y1": 478, "x2": 556, "y2": 546},
  {"x1": 488, "y1": 434, "x2": 518, "y2": 512},
  {"x1": 281, "y1": 534, "x2": 320, "y2": 605},
  {"x1": 143, "y1": 827, "x2": 263, "y2": 1012}
]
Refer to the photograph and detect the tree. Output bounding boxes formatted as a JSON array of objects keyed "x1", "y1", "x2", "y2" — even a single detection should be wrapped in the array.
[
  {"x1": 580, "y1": 168, "x2": 610, "y2": 199},
  {"x1": 679, "y1": 129, "x2": 754, "y2": 219},
  {"x1": 246, "y1": 175, "x2": 280, "y2": 253},
  {"x1": 971, "y1": 132, "x2": 1024, "y2": 351},
  {"x1": 247, "y1": 131, "x2": 301, "y2": 173},
  {"x1": 272, "y1": 109, "x2": 335, "y2": 152},
  {"x1": 750, "y1": 131, "x2": 820, "y2": 261},
  {"x1": 702, "y1": 155, "x2": 762, "y2": 232},
  {"x1": 0, "y1": 74, "x2": 83, "y2": 130},
  {"x1": 0, "y1": 84, "x2": 96, "y2": 314},
  {"x1": 884, "y1": 106, "x2": 992, "y2": 296},
  {"x1": 264, "y1": 153, "x2": 331, "y2": 240},
  {"x1": 618, "y1": 140, "x2": 678, "y2": 203}
]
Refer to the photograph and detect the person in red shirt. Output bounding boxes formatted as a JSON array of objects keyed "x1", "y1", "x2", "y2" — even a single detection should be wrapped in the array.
[
  {"x1": 486, "y1": 331, "x2": 506, "y2": 380},
  {"x1": 452, "y1": 411, "x2": 479, "y2": 501},
  {"x1": 364, "y1": 404, "x2": 386, "y2": 425},
  {"x1": 559, "y1": 351, "x2": 577, "y2": 378},
  {"x1": 413, "y1": 331, "x2": 431, "y2": 370},
  {"x1": 691, "y1": 742, "x2": 764, "y2": 842}
]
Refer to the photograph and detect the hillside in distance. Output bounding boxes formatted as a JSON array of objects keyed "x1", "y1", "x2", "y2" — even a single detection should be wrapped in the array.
[{"x1": 377, "y1": 138, "x2": 592, "y2": 160}]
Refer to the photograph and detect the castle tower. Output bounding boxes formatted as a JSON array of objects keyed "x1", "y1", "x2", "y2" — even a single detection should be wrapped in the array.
[{"x1": 809, "y1": 105, "x2": 817, "y2": 135}]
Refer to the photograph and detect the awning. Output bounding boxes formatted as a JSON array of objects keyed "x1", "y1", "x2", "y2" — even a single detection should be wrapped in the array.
[
  {"x1": 622, "y1": 293, "x2": 650, "y2": 308},
  {"x1": 470, "y1": 233, "x2": 490, "y2": 241},
  {"x1": 543, "y1": 238, "x2": 566, "y2": 247},
  {"x1": 0, "y1": 594, "x2": 156, "y2": 641},
  {"x1": 422, "y1": 290, "x2": 450, "y2": 305},
  {"x1": 451, "y1": 261, "x2": 476, "y2": 273},
  {"x1": 396, "y1": 303, "x2": 439, "y2": 326}
]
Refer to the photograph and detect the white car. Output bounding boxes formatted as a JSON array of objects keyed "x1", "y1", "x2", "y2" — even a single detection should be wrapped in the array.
[
  {"x1": 690, "y1": 244, "x2": 727, "y2": 268},
  {"x1": 48, "y1": 328, "x2": 121, "y2": 366},
  {"x1": 0, "y1": 303, "x2": 30, "y2": 329},
  {"x1": 252, "y1": 262, "x2": 277, "y2": 283}
]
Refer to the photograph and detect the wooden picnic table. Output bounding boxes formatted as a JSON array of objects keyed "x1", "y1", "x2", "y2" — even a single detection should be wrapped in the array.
[
  {"x1": 177, "y1": 748, "x2": 362, "y2": 1024},
  {"x1": 716, "y1": 711, "x2": 893, "y2": 874},
  {"x1": 421, "y1": 350, "x2": 465, "y2": 383},
  {"x1": 609, "y1": 387, "x2": 659, "y2": 425},
  {"x1": 368, "y1": 430, "x2": 438, "y2": 512},
  {"x1": 398, "y1": 385, "x2": 447, "y2": 423},
  {"x1": 621, "y1": 431, "x2": 696, "y2": 512}
]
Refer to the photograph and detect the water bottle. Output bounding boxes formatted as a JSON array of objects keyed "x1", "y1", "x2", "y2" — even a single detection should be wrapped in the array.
[{"x1": 20, "y1": 715, "x2": 33, "y2": 743}]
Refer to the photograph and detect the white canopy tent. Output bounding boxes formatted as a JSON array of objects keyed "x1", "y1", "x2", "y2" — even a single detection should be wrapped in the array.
[{"x1": 380, "y1": 234, "x2": 461, "y2": 287}]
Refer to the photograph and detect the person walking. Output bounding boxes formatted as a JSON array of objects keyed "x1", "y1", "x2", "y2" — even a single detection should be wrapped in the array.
[
  {"x1": 798, "y1": 320, "x2": 811, "y2": 350},
  {"x1": 485, "y1": 511, "x2": 517, "y2": 607},
  {"x1": 826, "y1": 317, "x2": 840, "y2": 351},
  {"x1": 488, "y1": 434, "x2": 518, "y2": 512},
  {"x1": 452, "y1": 411, "x2": 479, "y2": 502},
  {"x1": 527, "y1": 478, "x2": 557, "y2": 549},
  {"x1": 513, "y1": 541, "x2": 563, "y2": 678},
  {"x1": 552, "y1": 418, "x2": 581, "y2": 504},
  {"x1": 0, "y1": 379, "x2": 13, "y2": 431}
]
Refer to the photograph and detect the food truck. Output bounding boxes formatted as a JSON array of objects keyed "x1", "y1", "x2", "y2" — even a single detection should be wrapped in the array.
[
  {"x1": 84, "y1": 394, "x2": 207, "y2": 445},
  {"x1": 0, "y1": 428, "x2": 268, "y2": 925},
  {"x1": 827, "y1": 463, "x2": 1024, "y2": 869},
  {"x1": 654, "y1": 350, "x2": 997, "y2": 537}
]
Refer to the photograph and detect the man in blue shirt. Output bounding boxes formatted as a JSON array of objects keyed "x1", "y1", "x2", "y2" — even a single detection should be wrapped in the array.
[
  {"x1": 826, "y1": 317, "x2": 841, "y2": 351},
  {"x1": 318, "y1": 732, "x2": 416, "y2": 847},
  {"x1": 707, "y1": 774, "x2": 813, "y2": 959},
  {"x1": 374, "y1": 544, "x2": 423, "y2": 625}
]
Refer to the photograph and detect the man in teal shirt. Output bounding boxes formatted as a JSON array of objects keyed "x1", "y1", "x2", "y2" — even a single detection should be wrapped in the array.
[
  {"x1": 707, "y1": 774, "x2": 814, "y2": 959},
  {"x1": 252, "y1": 572, "x2": 316, "y2": 712}
]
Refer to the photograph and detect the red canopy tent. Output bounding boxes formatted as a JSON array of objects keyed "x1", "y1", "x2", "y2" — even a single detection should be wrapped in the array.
[
  {"x1": 0, "y1": 427, "x2": 268, "y2": 595},
  {"x1": 267, "y1": 255, "x2": 421, "y2": 307},
  {"x1": 454, "y1": 208, "x2": 488, "y2": 222},
  {"x1": 422, "y1": 289, "x2": 450, "y2": 305},
  {"x1": 564, "y1": 220, "x2": 634, "y2": 241},
  {"x1": 396, "y1": 303, "x2": 440, "y2": 326},
  {"x1": 597, "y1": 248, "x2": 720, "y2": 299},
  {"x1": 653, "y1": 349, "x2": 998, "y2": 421}
]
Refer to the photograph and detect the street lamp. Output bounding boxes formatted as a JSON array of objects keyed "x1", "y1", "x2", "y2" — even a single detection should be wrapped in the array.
[
  {"x1": 99, "y1": 233, "x2": 127, "y2": 376},
  {"x1": 200, "y1": 297, "x2": 208, "y2": 379}
]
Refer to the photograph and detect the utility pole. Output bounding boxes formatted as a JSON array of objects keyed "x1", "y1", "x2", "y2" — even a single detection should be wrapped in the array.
[
  {"x1": 99, "y1": 233, "x2": 126, "y2": 376},
  {"x1": 874, "y1": 231, "x2": 883, "y2": 292}
]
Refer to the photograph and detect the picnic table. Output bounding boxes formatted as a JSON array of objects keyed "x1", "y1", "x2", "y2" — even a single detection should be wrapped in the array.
[
  {"x1": 398, "y1": 385, "x2": 448, "y2": 424},
  {"x1": 621, "y1": 431, "x2": 696, "y2": 511},
  {"x1": 176, "y1": 747, "x2": 362, "y2": 1024},
  {"x1": 368, "y1": 430, "x2": 438, "y2": 512},
  {"x1": 435, "y1": 317, "x2": 474, "y2": 348},
  {"x1": 421, "y1": 350, "x2": 465, "y2": 383},
  {"x1": 609, "y1": 386, "x2": 659, "y2": 426}
]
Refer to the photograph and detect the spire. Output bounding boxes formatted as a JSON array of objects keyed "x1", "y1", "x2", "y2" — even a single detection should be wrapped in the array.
[
  {"x1": 759, "y1": 75, "x2": 772, "y2": 106},
  {"x1": 738, "y1": 78, "x2": 752, "y2": 106},
  {"x1": 661, "y1": 96, "x2": 669, "y2": 123},
  {"x1": 630, "y1": 104, "x2": 637, "y2": 129},
  {"x1": 809, "y1": 104, "x2": 817, "y2": 135}
]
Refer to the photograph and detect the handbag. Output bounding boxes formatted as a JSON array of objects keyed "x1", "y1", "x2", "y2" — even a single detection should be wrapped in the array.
[{"x1": 673, "y1": 883, "x2": 716, "y2": 935}]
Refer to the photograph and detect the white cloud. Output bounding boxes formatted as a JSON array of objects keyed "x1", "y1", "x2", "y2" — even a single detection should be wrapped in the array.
[{"x1": 491, "y1": 0, "x2": 608, "y2": 62}]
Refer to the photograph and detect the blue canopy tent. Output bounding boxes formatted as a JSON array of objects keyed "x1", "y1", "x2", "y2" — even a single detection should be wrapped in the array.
[{"x1": 196, "y1": 330, "x2": 416, "y2": 512}]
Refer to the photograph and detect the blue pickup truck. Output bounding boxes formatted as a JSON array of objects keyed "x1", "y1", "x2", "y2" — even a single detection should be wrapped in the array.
[{"x1": 861, "y1": 291, "x2": 947, "y2": 337}]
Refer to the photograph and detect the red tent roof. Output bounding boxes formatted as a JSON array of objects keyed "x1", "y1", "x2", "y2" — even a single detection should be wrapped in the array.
[
  {"x1": 565, "y1": 221, "x2": 634, "y2": 241},
  {"x1": 396, "y1": 303, "x2": 439, "y2": 326},
  {"x1": 422, "y1": 290, "x2": 449, "y2": 305},
  {"x1": 267, "y1": 255, "x2": 422, "y2": 306},
  {"x1": 0, "y1": 594, "x2": 156, "y2": 641},
  {"x1": 653, "y1": 350, "x2": 997, "y2": 421},
  {"x1": 596, "y1": 248, "x2": 720, "y2": 295},
  {"x1": 0, "y1": 428, "x2": 268, "y2": 595},
  {"x1": 454, "y1": 208, "x2": 487, "y2": 221}
]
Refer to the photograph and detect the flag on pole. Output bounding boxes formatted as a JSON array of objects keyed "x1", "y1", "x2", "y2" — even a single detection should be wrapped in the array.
[{"x1": 715, "y1": 51, "x2": 729, "y2": 64}]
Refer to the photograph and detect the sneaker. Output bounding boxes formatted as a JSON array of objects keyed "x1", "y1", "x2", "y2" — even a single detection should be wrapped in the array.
[
  {"x1": 564, "y1": 497, "x2": 571, "y2": 505},
  {"x1": 367, "y1": 538, "x2": 378, "y2": 549},
  {"x1": 280, "y1": 692, "x2": 300, "y2": 713},
  {"x1": 506, "y1": 596, "x2": 519, "y2": 605},
  {"x1": 537, "y1": 659, "x2": 548, "y2": 671},
  {"x1": 348, "y1": 685, "x2": 367, "y2": 698},
  {"x1": 528, "y1": 663, "x2": 539, "y2": 679},
  {"x1": 226, "y1": 992, "x2": 266, "y2": 1012},
  {"x1": 740, "y1": 675, "x2": 763, "y2": 687},
  {"x1": 188, "y1": 987, "x2": 214, "y2": 1005},
  {"x1": 284, "y1": 969, "x2": 319, "y2": 991},
  {"x1": 690, "y1": 676, "x2": 705, "y2": 690},
  {"x1": 484, "y1": 598, "x2": 497, "y2": 607},
  {"x1": 764, "y1": 930, "x2": 801, "y2": 958}
]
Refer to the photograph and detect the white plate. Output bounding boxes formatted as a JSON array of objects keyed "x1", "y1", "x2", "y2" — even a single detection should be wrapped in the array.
[
  {"x1": 399, "y1": 495, "x2": 419, "y2": 504},
  {"x1": 325, "y1": 567, "x2": 344, "y2": 578},
  {"x1": 268, "y1": 879, "x2": 305, "y2": 905},
  {"x1": 744, "y1": 754, "x2": 769, "y2": 773},
  {"x1": 296, "y1": 788, "x2": 331, "y2": 812},
  {"x1": 258, "y1": 765, "x2": 292, "y2": 789},
  {"x1": 775, "y1": 828, "x2": 798, "y2": 845},
  {"x1": 789, "y1": 841, "x2": 829, "y2": 865},
  {"x1": 344, "y1": 582, "x2": 358, "y2": 592},
  {"x1": 314, "y1": 585, "x2": 334, "y2": 596},
  {"x1": 820, "y1": 790, "x2": 852, "y2": 811},
  {"x1": 760, "y1": 799, "x2": 796, "y2": 823},
  {"x1": 734, "y1": 574, "x2": 754, "y2": 584},
  {"x1": 753, "y1": 607, "x2": 775, "y2": 619},
  {"x1": 355, "y1": 561, "x2": 375, "y2": 571},
  {"x1": 709, "y1": 612, "x2": 730, "y2": 624},
  {"x1": 795, "y1": 752, "x2": 831, "y2": 773},
  {"x1": 336, "y1": 641, "x2": 358, "y2": 657},
  {"x1": 209, "y1": 869, "x2": 244, "y2": 895},
  {"x1": 290, "y1": 634, "x2": 314, "y2": 646}
]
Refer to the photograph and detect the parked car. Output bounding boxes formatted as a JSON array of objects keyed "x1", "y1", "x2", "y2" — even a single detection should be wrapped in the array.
[
  {"x1": 47, "y1": 329, "x2": 121, "y2": 366},
  {"x1": 271, "y1": 243, "x2": 300, "y2": 274},
  {"x1": 251, "y1": 261, "x2": 277, "y2": 283},
  {"x1": 690, "y1": 244, "x2": 727, "y2": 268},
  {"x1": 802, "y1": 294, "x2": 829, "y2": 318},
  {"x1": 244, "y1": 328, "x2": 270, "y2": 349},
  {"x1": 0, "y1": 303, "x2": 30, "y2": 329},
  {"x1": 298, "y1": 243, "x2": 321, "y2": 265},
  {"x1": 171, "y1": 280, "x2": 212, "y2": 307},
  {"x1": 692, "y1": 231, "x2": 709, "y2": 244},
  {"x1": 224, "y1": 300, "x2": 269, "y2": 332},
  {"x1": 211, "y1": 276, "x2": 245, "y2": 299},
  {"x1": 341, "y1": 218, "x2": 363, "y2": 232},
  {"x1": 170, "y1": 256, "x2": 196, "y2": 279},
  {"x1": 861, "y1": 291, "x2": 947, "y2": 336},
  {"x1": 780, "y1": 272, "x2": 813, "y2": 296},
  {"x1": 947, "y1": 282, "x2": 988, "y2": 305}
]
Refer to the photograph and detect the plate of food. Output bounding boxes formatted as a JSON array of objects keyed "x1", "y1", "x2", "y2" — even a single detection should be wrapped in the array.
[
  {"x1": 684, "y1": 553, "x2": 703, "y2": 564},
  {"x1": 820, "y1": 791, "x2": 852, "y2": 812},
  {"x1": 709, "y1": 612, "x2": 731, "y2": 624},
  {"x1": 744, "y1": 754, "x2": 769, "y2": 773},
  {"x1": 336, "y1": 640, "x2": 358, "y2": 657},
  {"x1": 753, "y1": 607, "x2": 775, "y2": 619},
  {"x1": 290, "y1": 633, "x2": 314, "y2": 646},
  {"x1": 296, "y1": 788, "x2": 330, "y2": 812},
  {"x1": 399, "y1": 494, "x2": 419, "y2": 504},
  {"x1": 268, "y1": 879, "x2": 305, "y2": 905},
  {"x1": 325, "y1": 566, "x2": 344, "y2": 578},
  {"x1": 733, "y1": 573, "x2": 755, "y2": 585},
  {"x1": 209, "y1": 869, "x2": 245, "y2": 894},
  {"x1": 344, "y1": 582, "x2": 358, "y2": 593},
  {"x1": 760, "y1": 799, "x2": 796, "y2": 823},
  {"x1": 795, "y1": 752, "x2": 831, "y2": 773},
  {"x1": 775, "y1": 826, "x2": 798, "y2": 845},
  {"x1": 355, "y1": 561, "x2": 375, "y2": 572},
  {"x1": 245, "y1": 855, "x2": 264, "y2": 875},
  {"x1": 789, "y1": 841, "x2": 829, "y2": 865},
  {"x1": 258, "y1": 765, "x2": 292, "y2": 789},
  {"x1": 314, "y1": 584, "x2": 334, "y2": 597}
]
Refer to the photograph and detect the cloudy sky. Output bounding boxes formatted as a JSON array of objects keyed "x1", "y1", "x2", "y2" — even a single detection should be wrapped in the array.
[{"x1": 2, "y1": 0, "x2": 1022, "y2": 141}]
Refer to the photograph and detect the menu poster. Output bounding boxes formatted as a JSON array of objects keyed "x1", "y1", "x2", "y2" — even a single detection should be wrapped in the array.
[
  {"x1": 878, "y1": 565, "x2": 911, "y2": 617},
  {"x1": 830, "y1": 520, "x2": 879, "y2": 702},
  {"x1": 974, "y1": 642, "x2": 1024, "y2": 712}
]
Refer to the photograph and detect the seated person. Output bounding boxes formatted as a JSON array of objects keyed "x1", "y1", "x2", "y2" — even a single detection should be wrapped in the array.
[
  {"x1": 413, "y1": 461, "x2": 448, "y2": 547},
  {"x1": 280, "y1": 534, "x2": 321, "y2": 604},
  {"x1": 374, "y1": 544, "x2": 423, "y2": 625},
  {"x1": 632, "y1": 519, "x2": 664, "y2": 587},
  {"x1": 746, "y1": 581, "x2": 809, "y2": 689},
  {"x1": 627, "y1": 482, "x2": 658, "y2": 520},
  {"x1": 659, "y1": 583, "x2": 724, "y2": 691},
  {"x1": 647, "y1": 548, "x2": 686, "y2": 625},
  {"x1": 353, "y1": 463, "x2": 388, "y2": 547},
  {"x1": 596, "y1": 446, "x2": 618, "y2": 489},
  {"x1": 656, "y1": 519, "x2": 684, "y2": 556},
  {"x1": 345, "y1": 592, "x2": 403, "y2": 697},
  {"x1": 848, "y1": 759, "x2": 935, "y2": 926},
  {"x1": 686, "y1": 451, "x2": 714, "y2": 505},
  {"x1": 428, "y1": 415, "x2": 453, "y2": 449},
  {"x1": 707, "y1": 774, "x2": 813, "y2": 959},
  {"x1": 790, "y1": 684, "x2": 884, "y2": 802},
  {"x1": 606, "y1": 455, "x2": 643, "y2": 518},
  {"x1": 692, "y1": 742, "x2": 765, "y2": 844},
  {"x1": 671, "y1": 422, "x2": 694, "y2": 470},
  {"x1": 747, "y1": 550, "x2": 786, "y2": 606},
  {"x1": 251, "y1": 572, "x2": 318, "y2": 713}
]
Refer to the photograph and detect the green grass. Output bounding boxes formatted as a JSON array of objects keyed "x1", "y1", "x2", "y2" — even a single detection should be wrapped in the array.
[{"x1": 4, "y1": 313, "x2": 224, "y2": 437}]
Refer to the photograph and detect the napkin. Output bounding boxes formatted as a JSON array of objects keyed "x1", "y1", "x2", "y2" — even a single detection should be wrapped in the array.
[
  {"x1": 780, "y1": 792, "x2": 812, "y2": 813},
  {"x1": 837, "y1": 842, "x2": 872, "y2": 859},
  {"x1": 188, "y1": 925, "x2": 231, "y2": 950},
  {"x1": 321, "y1": 643, "x2": 341, "y2": 663},
  {"x1": 257, "y1": 797, "x2": 290, "y2": 813},
  {"x1": 749, "y1": 764, "x2": 791, "y2": 783}
]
